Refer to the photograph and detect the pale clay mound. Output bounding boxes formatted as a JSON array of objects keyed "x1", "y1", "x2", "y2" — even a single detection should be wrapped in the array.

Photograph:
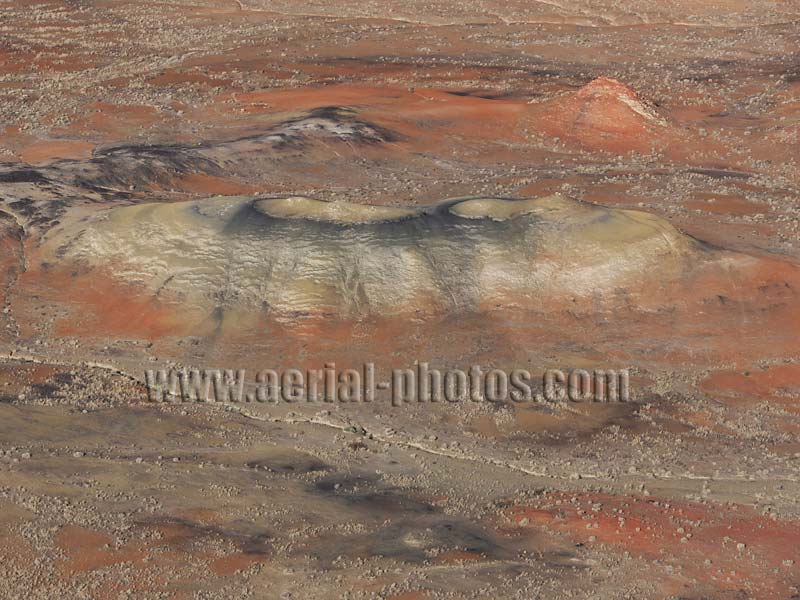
[
  {"x1": 254, "y1": 196, "x2": 418, "y2": 223},
  {"x1": 42, "y1": 194, "x2": 699, "y2": 319}
]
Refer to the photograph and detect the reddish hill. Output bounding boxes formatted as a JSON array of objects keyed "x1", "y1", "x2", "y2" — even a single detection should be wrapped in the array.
[{"x1": 526, "y1": 77, "x2": 675, "y2": 154}]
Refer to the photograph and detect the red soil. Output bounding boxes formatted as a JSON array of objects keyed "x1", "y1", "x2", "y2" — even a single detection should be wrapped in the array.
[{"x1": 510, "y1": 492, "x2": 800, "y2": 599}]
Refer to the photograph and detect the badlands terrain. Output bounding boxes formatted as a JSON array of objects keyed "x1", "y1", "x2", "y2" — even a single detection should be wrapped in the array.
[{"x1": 1, "y1": 0, "x2": 800, "y2": 598}]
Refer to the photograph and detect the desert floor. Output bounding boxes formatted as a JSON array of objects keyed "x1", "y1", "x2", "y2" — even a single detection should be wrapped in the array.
[{"x1": 1, "y1": 1, "x2": 799, "y2": 598}]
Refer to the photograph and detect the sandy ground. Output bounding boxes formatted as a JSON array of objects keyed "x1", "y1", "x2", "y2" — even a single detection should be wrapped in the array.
[{"x1": 0, "y1": 1, "x2": 799, "y2": 598}]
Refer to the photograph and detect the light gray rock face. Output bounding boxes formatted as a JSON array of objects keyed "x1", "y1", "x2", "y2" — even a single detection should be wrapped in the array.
[{"x1": 42, "y1": 194, "x2": 699, "y2": 320}]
